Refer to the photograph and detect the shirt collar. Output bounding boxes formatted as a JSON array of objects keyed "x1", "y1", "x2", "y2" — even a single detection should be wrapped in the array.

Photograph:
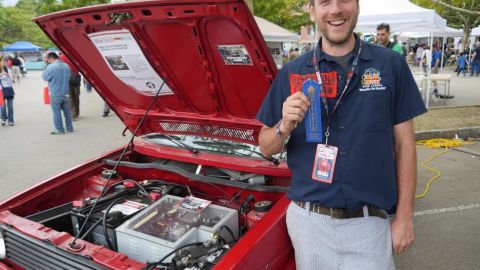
[{"x1": 307, "y1": 33, "x2": 374, "y2": 67}]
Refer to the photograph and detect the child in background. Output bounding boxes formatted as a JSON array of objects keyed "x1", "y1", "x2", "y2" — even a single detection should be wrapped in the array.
[
  {"x1": 457, "y1": 52, "x2": 468, "y2": 77},
  {"x1": 0, "y1": 72, "x2": 15, "y2": 126}
]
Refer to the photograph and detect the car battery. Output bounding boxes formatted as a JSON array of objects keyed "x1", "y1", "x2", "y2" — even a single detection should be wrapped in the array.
[
  {"x1": 71, "y1": 191, "x2": 152, "y2": 250},
  {"x1": 115, "y1": 195, "x2": 238, "y2": 264}
]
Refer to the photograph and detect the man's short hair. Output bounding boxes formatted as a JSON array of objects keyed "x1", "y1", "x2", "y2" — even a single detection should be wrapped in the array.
[
  {"x1": 47, "y1": 52, "x2": 59, "y2": 59},
  {"x1": 310, "y1": 0, "x2": 358, "y2": 5},
  {"x1": 376, "y1": 23, "x2": 390, "y2": 33}
]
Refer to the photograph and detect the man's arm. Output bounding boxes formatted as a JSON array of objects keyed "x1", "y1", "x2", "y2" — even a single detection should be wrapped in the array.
[
  {"x1": 391, "y1": 119, "x2": 416, "y2": 254},
  {"x1": 258, "y1": 91, "x2": 309, "y2": 157},
  {"x1": 42, "y1": 65, "x2": 52, "y2": 82},
  {"x1": 434, "y1": 57, "x2": 440, "y2": 71}
]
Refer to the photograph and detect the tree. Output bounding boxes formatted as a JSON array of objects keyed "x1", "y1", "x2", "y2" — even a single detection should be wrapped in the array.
[
  {"x1": 0, "y1": 0, "x2": 111, "y2": 49},
  {"x1": 253, "y1": 0, "x2": 311, "y2": 33},
  {"x1": 0, "y1": 6, "x2": 53, "y2": 48},
  {"x1": 36, "y1": 0, "x2": 109, "y2": 15},
  {"x1": 412, "y1": 0, "x2": 480, "y2": 50}
]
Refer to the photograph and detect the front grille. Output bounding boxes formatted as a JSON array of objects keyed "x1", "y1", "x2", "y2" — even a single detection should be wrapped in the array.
[
  {"x1": 159, "y1": 122, "x2": 256, "y2": 142},
  {"x1": 1, "y1": 226, "x2": 106, "y2": 270}
]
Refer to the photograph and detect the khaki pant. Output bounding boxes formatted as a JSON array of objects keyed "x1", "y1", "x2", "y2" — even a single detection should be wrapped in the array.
[{"x1": 11, "y1": 66, "x2": 21, "y2": 83}]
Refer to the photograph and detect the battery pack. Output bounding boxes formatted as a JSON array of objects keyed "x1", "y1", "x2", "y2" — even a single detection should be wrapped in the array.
[{"x1": 116, "y1": 195, "x2": 238, "y2": 264}]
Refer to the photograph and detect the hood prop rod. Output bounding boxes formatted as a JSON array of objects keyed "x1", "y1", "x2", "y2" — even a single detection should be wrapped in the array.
[{"x1": 69, "y1": 81, "x2": 166, "y2": 249}]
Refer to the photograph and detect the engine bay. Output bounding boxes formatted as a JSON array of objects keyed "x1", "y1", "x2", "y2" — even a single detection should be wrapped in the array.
[{"x1": 16, "y1": 153, "x2": 289, "y2": 270}]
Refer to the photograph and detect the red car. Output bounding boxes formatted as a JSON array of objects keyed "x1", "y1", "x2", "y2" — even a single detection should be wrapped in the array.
[{"x1": 0, "y1": 1, "x2": 295, "y2": 269}]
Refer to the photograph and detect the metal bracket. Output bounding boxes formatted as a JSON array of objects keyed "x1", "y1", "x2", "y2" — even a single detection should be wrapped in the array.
[{"x1": 106, "y1": 12, "x2": 132, "y2": 26}]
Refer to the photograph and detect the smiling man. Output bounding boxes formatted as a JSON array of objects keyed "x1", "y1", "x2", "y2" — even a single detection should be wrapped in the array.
[{"x1": 256, "y1": 0, "x2": 426, "y2": 269}]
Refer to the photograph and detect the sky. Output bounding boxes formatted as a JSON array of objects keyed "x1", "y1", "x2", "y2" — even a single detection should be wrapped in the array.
[{"x1": 2, "y1": 0, "x2": 18, "y2": 6}]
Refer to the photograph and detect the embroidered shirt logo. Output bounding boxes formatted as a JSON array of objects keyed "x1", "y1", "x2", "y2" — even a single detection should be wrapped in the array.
[
  {"x1": 290, "y1": 72, "x2": 338, "y2": 98},
  {"x1": 359, "y1": 68, "x2": 386, "y2": 91}
]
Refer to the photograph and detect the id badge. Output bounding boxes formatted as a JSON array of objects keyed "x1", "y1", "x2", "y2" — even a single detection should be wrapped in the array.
[{"x1": 312, "y1": 144, "x2": 338, "y2": 184}]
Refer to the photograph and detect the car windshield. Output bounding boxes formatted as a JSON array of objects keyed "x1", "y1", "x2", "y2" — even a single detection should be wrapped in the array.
[{"x1": 142, "y1": 134, "x2": 286, "y2": 161}]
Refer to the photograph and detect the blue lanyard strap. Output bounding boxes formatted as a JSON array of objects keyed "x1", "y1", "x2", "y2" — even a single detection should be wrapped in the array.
[{"x1": 312, "y1": 38, "x2": 362, "y2": 144}]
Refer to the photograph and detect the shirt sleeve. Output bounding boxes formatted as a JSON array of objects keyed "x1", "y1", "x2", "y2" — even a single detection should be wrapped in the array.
[
  {"x1": 256, "y1": 67, "x2": 290, "y2": 127},
  {"x1": 42, "y1": 65, "x2": 53, "y2": 81},
  {"x1": 393, "y1": 44, "x2": 403, "y2": 55},
  {"x1": 393, "y1": 55, "x2": 427, "y2": 125}
]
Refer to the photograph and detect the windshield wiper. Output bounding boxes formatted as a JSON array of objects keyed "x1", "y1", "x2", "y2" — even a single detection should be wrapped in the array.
[
  {"x1": 144, "y1": 134, "x2": 198, "y2": 154},
  {"x1": 192, "y1": 141, "x2": 278, "y2": 165}
]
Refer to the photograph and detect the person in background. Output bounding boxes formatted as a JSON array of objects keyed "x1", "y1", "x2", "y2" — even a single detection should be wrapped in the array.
[
  {"x1": 0, "y1": 56, "x2": 6, "y2": 73},
  {"x1": 457, "y1": 52, "x2": 468, "y2": 77},
  {"x1": 288, "y1": 48, "x2": 300, "y2": 61},
  {"x1": 415, "y1": 44, "x2": 424, "y2": 67},
  {"x1": 103, "y1": 103, "x2": 110, "y2": 117},
  {"x1": 376, "y1": 23, "x2": 403, "y2": 55},
  {"x1": 429, "y1": 45, "x2": 442, "y2": 96},
  {"x1": 11, "y1": 54, "x2": 22, "y2": 83},
  {"x1": 421, "y1": 44, "x2": 431, "y2": 74},
  {"x1": 301, "y1": 43, "x2": 312, "y2": 55},
  {"x1": 59, "y1": 53, "x2": 81, "y2": 121},
  {"x1": 0, "y1": 71, "x2": 15, "y2": 126},
  {"x1": 470, "y1": 42, "x2": 480, "y2": 77},
  {"x1": 431, "y1": 45, "x2": 441, "y2": 74},
  {"x1": 18, "y1": 54, "x2": 26, "y2": 77},
  {"x1": 6, "y1": 55, "x2": 13, "y2": 80},
  {"x1": 42, "y1": 52, "x2": 74, "y2": 134},
  {"x1": 402, "y1": 42, "x2": 408, "y2": 60}
]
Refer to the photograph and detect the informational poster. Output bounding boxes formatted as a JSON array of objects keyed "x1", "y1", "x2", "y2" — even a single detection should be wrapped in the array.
[
  {"x1": 88, "y1": 29, "x2": 173, "y2": 96},
  {"x1": 217, "y1": 45, "x2": 253, "y2": 65},
  {"x1": 267, "y1": 42, "x2": 283, "y2": 69}
]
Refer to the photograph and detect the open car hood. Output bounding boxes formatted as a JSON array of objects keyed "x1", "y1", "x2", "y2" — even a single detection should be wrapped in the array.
[{"x1": 34, "y1": 0, "x2": 277, "y2": 144}]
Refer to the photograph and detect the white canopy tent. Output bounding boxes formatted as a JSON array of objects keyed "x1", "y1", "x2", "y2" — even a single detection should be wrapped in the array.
[
  {"x1": 356, "y1": 0, "x2": 447, "y2": 33},
  {"x1": 356, "y1": 0, "x2": 448, "y2": 108},
  {"x1": 472, "y1": 26, "x2": 480, "y2": 36},
  {"x1": 254, "y1": 16, "x2": 300, "y2": 69},
  {"x1": 254, "y1": 16, "x2": 299, "y2": 43},
  {"x1": 399, "y1": 26, "x2": 463, "y2": 73},
  {"x1": 399, "y1": 26, "x2": 463, "y2": 39}
]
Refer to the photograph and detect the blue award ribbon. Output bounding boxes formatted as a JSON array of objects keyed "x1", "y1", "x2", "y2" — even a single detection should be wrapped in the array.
[{"x1": 303, "y1": 79, "x2": 322, "y2": 142}]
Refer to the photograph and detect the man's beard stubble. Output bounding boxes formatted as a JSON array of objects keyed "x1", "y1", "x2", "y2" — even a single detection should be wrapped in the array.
[{"x1": 318, "y1": 14, "x2": 358, "y2": 46}]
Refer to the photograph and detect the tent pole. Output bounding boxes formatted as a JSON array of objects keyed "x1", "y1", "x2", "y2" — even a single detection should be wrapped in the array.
[
  {"x1": 440, "y1": 33, "x2": 446, "y2": 71},
  {"x1": 425, "y1": 33, "x2": 434, "y2": 108}
]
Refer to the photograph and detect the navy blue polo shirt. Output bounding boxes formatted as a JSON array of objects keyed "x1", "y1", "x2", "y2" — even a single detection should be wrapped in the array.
[{"x1": 256, "y1": 39, "x2": 426, "y2": 213}]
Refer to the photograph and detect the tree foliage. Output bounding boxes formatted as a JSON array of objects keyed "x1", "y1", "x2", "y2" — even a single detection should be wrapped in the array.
[
  {"x1": 0, "y1": 0, "x2": 109, "y2": 49},
  {"x1": 412, "y1": 0, "x2": 480, "y2": 49},
  {"x1": 253, "y1": 0, "x2": 311, "y2": 33}
]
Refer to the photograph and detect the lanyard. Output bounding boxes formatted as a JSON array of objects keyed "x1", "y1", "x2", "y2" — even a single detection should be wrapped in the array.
[{"x1": 312, "y1": 38, "x2": 362, "y2": 145}]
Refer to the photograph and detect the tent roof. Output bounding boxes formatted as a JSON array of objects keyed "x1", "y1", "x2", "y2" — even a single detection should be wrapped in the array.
[
  {"x1": 254, "y1": 16, "x2": 299, "y2": 43},
  {"x1": 399, "y1": 26, "x2": 464, "y2": 38},
  {"x1": 3, "y1": 41, "x2": 41, "y2": 52},
  {"x1": 472, "y1": 26, "x2": 480, "y2": 36},
  {"x1": 356, "y1": 0, "x2": 447, "y2": 33}
]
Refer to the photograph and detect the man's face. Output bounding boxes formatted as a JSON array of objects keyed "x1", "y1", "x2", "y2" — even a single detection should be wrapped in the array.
[
  {"x1": 376, "y1": 28, "x2": 390, "y2": 46},
  {"x1": 309, "y1": 0, "x2": 359, "y2": 46},
  {"x1": 46, "y1": 57, "x2": 55, "y2": 64}
]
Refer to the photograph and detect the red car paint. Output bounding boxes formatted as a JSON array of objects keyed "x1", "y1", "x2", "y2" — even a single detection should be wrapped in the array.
[{"x1": 0, "y1": 1, "x2": 296, "y2": 269}]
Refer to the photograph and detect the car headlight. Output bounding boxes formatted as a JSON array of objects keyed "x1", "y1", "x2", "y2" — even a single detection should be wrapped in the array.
[{"x1": 0, "y1": 229, "x2": 5, "y2": 259}]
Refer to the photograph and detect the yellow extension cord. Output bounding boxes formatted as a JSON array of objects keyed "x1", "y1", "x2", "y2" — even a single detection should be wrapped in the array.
[{"x1": 415, "y1": 138, "x2": 473, "y2": 199}]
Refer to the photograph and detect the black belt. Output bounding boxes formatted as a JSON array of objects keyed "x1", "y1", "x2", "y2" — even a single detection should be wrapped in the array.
[{"x1": 293, "y1": 201, "x2": 387, "y2": 219}]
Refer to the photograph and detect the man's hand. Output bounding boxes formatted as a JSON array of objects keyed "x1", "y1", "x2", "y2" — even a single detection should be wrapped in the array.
[
  {"x1": 391, "y1": 216, "x2": 415, "y2": 255},
  {"x1": 281, "y1": 91, "x2": 309, "y2": 134}
]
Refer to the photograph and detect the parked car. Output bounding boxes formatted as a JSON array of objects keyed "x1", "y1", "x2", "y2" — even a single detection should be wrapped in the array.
[{"x1": 0, "y1": 1, "x2": 295, "y2": 269}]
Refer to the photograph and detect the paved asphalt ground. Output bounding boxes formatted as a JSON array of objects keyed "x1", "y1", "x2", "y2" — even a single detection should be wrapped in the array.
[{"x1": 1, "y1": 69, "x2": 479, "y2": 269}]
